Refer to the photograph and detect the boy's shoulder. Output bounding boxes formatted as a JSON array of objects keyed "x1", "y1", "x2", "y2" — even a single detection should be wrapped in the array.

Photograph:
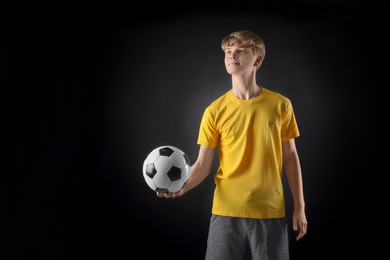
[
  {"x1": 205, "y1": 90, "x2": 231, "y2": 108},
  {"x1": 263, "y1": 87, "x2": 292, "y2": 103}
]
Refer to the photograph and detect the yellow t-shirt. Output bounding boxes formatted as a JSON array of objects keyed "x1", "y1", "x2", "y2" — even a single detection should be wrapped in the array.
[{"x1": 197, "y1": 87, "x2": 300, "y2": 219}]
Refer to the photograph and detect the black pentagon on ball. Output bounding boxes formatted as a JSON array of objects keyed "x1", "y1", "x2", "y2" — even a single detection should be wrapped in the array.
[
  {"x1": 145, "y1": 163, "x2": 157, "y2": 178},
  {"x1": 167, "y1": 166, "x2": 182, "y2": 181},
  {"x1": 156, "y1": 187, "x2": 169, "y2": 193},
  {"x1": 159, "y1": 147, "x2": 174, "y2": 157}
]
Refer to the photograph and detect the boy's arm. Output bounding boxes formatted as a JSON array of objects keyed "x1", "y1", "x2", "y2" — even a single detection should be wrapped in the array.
[
  {"x1": 282, "y1": 139, "x2": 308, "y2": 241},
  {"x1": 157, "y1": 145, "x2": 215, "y2": 198}
]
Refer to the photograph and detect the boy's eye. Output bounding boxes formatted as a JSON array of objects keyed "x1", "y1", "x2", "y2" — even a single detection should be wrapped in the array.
[{"x1": 225, "y1": 49, "x2": 246, "y2": 55}]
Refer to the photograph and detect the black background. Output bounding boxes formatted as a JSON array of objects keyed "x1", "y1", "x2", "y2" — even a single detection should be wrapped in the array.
[{"x1": 1, "y1": 1, "x2": 385, "y2": 259}]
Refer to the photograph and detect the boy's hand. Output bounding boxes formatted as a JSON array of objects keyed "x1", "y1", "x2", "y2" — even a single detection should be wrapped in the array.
[
  {"x1": 156, "y1": 189, "x2": 183, "y2": 198},
  {"x1": 293, "y1": 208, "x2": 308, "y2": 241}
]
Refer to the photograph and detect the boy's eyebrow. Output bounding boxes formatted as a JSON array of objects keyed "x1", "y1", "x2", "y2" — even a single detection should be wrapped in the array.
[{"x1": 225, "y1": 46, "x2": 246, "y2": 50}]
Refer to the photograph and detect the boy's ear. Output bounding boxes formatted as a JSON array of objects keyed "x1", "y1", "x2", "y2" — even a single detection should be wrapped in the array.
[{"x1": 254, "y1": 56, "x2": 263, "y2": 66}]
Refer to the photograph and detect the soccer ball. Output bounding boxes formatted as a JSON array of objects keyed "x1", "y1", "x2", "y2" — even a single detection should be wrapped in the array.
[{"x1": 142, "y1": 145, "x2": 191, "y2": 193}]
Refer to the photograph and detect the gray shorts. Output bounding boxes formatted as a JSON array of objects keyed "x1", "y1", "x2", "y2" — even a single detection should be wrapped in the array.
[{"x1": 205, "y1": 214, "x2": 289, "y2": 260}]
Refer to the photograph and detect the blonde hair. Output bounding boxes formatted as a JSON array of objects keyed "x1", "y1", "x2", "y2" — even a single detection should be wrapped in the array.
[{"x1": 221, "y1": 30, "x2": 266, "y2": 59}]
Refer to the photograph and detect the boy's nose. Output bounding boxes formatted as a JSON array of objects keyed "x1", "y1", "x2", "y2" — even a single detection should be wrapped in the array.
[{"x1": 230, "y1": 54, "x2": 238, "y2": 59}]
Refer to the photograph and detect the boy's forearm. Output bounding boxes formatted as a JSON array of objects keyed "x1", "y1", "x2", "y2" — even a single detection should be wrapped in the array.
[
  {"x1": 182, "y1": 162, "x2": 210, "y2": 194},
  {"x1": 284, "y1": 152, "x2": 305, "y2": 208}
]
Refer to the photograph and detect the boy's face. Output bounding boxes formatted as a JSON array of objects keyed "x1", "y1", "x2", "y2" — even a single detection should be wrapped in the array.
[{"x1": 224, "y1": 45, "x2": 261, "y2": 75}]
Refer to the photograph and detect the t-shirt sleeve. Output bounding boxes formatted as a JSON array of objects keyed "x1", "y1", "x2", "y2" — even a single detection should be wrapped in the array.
[
  {"x1": 281, "y1": 100, "x2": 300, "y2": 140},
  {"x1": 197, "y1": 107, "x2": 219, "y2": 148}
]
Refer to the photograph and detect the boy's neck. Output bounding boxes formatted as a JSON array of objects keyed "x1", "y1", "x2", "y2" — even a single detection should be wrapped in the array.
[{"x1": 231, "y1": 74, "x2": 261, "y2": 100}]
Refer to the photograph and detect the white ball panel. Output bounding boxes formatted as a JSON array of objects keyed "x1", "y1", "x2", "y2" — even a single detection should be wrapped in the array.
[
  {"x1": 144, "y1": 148, "x2": 161, "y2": 164},
  {"x1": 167, "y1": 179, "x2": 185, "y2": 193},
  {"x1": 153, "y1": 172, "x2": 171, "y2": 188},
  {"x1": 154, "y1": 156, "x2": 172, "y2": 174},
  {"x1": 183, "y1": 164, "x2": 191, "y2": 182},
  {"x1": 170, "y1": 151, "x2": 186, "y2": 168}
]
